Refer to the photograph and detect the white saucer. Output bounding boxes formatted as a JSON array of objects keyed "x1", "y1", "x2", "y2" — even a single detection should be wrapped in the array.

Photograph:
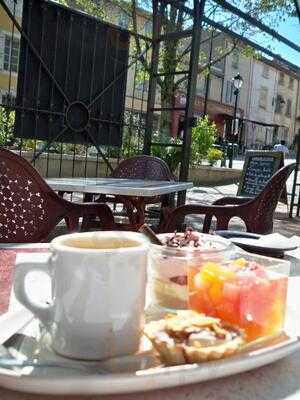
[{"x1": 0, "y1": 303, "x2": 299, "y2": 396}]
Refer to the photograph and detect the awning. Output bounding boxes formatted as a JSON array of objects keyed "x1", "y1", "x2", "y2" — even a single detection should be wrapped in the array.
[
  {"x1": 241, "y1": 118, "x2": 287, "y2": 128},
  {"x1": 218, "y1": 113, "x2": 287, "y2": 128}
]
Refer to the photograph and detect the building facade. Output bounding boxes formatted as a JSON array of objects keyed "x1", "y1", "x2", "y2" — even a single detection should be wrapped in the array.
[
  {"x1": 244, "y1": 58, "x2": 300, "y2": 149},
  {"x1": 221, "y1": 40, "x2": 252, "y2": 143},
  {"x1": 0, "y1": 0, "x2": 21, "y2": 106},
  {"x1": 0, "y1": 0, "x2": 300, "y2": 150},
  {"x1": 245, "y1": 59, "x2": 278, "y2": 148},
  {"x1": 273, "y1": 63, "x2": 300, "y2": 146}
]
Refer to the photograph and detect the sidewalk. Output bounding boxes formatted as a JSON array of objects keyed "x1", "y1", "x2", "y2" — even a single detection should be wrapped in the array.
[{"x1": 186, "y1": 181, "x2": 300, "y2": 237}]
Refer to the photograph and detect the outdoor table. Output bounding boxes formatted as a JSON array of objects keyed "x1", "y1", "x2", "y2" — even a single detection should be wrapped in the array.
[
  {"x1": 46, "y1": 177, "x2": 193, "y2": 227},
  {"x1": 0, "y1": 243, "x2": 299, "y2": 399}
]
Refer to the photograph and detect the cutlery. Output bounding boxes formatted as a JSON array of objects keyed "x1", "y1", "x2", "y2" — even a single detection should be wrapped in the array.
[
  {"x1": 0, "y1": 355, "x2": 108, "y2": 373},
  {"x1": 0, "y1": 309, "x2": 34, "y2": 345}
]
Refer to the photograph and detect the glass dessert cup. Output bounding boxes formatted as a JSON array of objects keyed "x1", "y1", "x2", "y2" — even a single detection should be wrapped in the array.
[
  {"x1": 188, "y1": 257, "x2": 289, "y2": 342},
  {"x1": 148, "y1": 231, "x2": 235, "y2": 310}
]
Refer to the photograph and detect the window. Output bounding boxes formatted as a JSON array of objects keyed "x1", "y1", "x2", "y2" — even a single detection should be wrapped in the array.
[
  {"x1": 279, "y1": 72, "x2": 285, "y2": 86},
  {"x1": 225, "y1": 80, "x2": 233, "y2": 103},
  {"x1": 211, "y1": 58, "x2": 225, "y2": 72},
  {"x1": 3, "y1": 35, "x2": 20, "y2": 73},
  {"x1": 275, "y1": 94, "x2": 285, "y2": 114},
  {"x1": 210, "y1": 75, "x2": 223, "y2": 102},
  {"x1": 196, "y1": 75, "x2": 206, "y2": 95},
  {"x1": 134, "y1": 80, "x2": 149, "y2": 97},
  {"x1": 144, "y1": 20, "x2": 152, "y2": 36},
  {"x1": 262, "y1": 65, "x2": 269, "y2": 78},
  {"x1": 118, "y1": 14, "x2": 129, "y2": 29},
  {"x1": 231, "y1": 49, "x2": 239, "y2": 69},
  {"x1": 6, "y1": 0, "x2": 22, "y2": 17},
  {"x1": 288, "y1": 77, "x2": 294, "y2": 90},
  {"x1": 259, "y1": 87, "x2": 268, "y2": 109},
  {"x1": 212, "y1": 42, "x2": 225, "y2": 72},
  {"x1": 286, "y1": 99, "x2": 292, "y2": 117}
]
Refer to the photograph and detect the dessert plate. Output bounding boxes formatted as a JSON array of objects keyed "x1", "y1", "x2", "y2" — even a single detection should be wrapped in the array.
[{"x1": 0, "y1": 300, "x2": 299, "y2": 396}]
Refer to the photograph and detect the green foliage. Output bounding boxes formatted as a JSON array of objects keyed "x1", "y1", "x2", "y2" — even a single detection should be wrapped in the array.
[
  {"x1": 59, "y1": 0, "x2": 106, "y2": 19},
  {"x1": 151, "y1": 133, "x2": 182, "y2": 173},
  {"x1": 118, "y1": 128, "x2": 182, "y2": 173},
  {"x1": 207, "y1": 148, "x2": 223, "y2": 166},
  {"x1": 191, "y1": 116, "x2": 218, "y2": 165},
  {"x1": 0, "y1": 108, "x2": 15, "y2": 146},
  {"x1": 121, "y1": 127, "x2": 141, "y2": 158},
  {"x1": 22, "y1": 140, "x2": 38, "y2": 151}
]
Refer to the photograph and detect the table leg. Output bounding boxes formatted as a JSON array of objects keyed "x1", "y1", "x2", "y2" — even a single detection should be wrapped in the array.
[
  {"x1": 157, "y1": 194, "x2": 176, "y2": 232},
  {"x1": 58, "y1": 191, "x2": 66, "y2": 198},
  {"x1": 83, "y1": 193, "x2": 94, "y2": 202},
  {"x1": 122, "y1": 197, "x2": 146, "y2": 229},
  {"x1": 133, "y1": 198, "x2": 146, "y2": 227},
  {"x1": 177, "y1": 190, "x2": 187, "y2": 207}
]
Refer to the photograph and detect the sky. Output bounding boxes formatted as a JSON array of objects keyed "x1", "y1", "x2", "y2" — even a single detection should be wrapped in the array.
[
  {"x1": 256, "y1": 17, "x2": 300, "y2": 67},
  {"x1": 202, "y1": 1, "x2": 300, "y2": 68}
]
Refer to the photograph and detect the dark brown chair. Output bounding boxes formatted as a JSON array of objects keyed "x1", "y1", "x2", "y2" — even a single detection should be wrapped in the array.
[
  {"x1": 95, "y1": 155, "x2": 175, "y2": 228},
  {"x1": 160, "y1": 163, "x2": 295, "y2": 234},
  {"x1": 111, "y1": 155, "x2": 175, "y2": 181},
  {"x1": 0, "y1": 148, "x2": 115, "y2": 243}
]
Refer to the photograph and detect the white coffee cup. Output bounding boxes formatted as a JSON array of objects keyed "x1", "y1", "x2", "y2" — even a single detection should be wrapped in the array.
[{"x1": 14, "y1": 231, "x2": 149, "y2": 360}]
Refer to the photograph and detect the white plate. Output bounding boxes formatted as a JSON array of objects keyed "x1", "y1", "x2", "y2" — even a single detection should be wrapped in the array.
[{"x1": 0, "y1": 306, "x2": 299, "y2": 396}]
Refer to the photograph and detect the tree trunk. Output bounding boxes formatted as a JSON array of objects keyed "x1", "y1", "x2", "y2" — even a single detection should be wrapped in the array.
[{"x1": 158, "y1": 4, "x2": 183, "y2": 138}]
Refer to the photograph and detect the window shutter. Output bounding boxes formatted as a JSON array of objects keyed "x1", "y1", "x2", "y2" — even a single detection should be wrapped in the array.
[
  {"x1": 226, "y1": 81, "x2": 231, "y2": 103},
  {"x1": 0, "y1": 32, "x2": 5, "y2": 70}
]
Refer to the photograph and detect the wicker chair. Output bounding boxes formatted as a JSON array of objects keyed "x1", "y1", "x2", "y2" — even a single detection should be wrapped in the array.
[
  {"x1": 0, "y1": 148, "x2": 115, "y2": 243},
  {"x1": 160, "y1": 163, "x2": 295, "y2": 234},
  {"x1": 94, "y1": 155, "x2": 175, "y2": 229}
]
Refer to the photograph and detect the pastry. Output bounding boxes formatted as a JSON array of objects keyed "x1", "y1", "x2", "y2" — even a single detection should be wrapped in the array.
[{"x1": 144, "y1": 310, "x2": 245, "y2": 366}]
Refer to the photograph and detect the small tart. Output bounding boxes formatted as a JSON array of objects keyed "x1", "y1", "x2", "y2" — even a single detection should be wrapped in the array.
[{"x1": 144, "y1": 310, "x2": 245, "y2": 366}]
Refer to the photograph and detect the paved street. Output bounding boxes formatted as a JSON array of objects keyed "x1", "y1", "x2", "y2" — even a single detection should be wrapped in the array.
[{"x1": 186, "y1": 157, "x2": 300, "y2": 237}]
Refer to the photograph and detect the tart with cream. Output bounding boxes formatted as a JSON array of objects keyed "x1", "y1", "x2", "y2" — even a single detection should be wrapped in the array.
[{"x1": 144, "y1": 310, "x2": 245, "y2": 366}]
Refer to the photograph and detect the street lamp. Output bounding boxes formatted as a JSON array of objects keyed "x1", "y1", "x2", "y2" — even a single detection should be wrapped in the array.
[
  {"x1": 233, "y1": 73, "x2": 244, "y2": 91},
  {"x1": 229, "y1": 73, "x2": 243, "y2": 168}
]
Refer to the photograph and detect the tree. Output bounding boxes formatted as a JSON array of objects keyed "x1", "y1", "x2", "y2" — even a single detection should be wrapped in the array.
[
  {"x1": 0, "y1": 107, "x2": 15, "y2": 147},
  {"x1": 59, "y1": 0, "x2": 294, "y2": 137}
]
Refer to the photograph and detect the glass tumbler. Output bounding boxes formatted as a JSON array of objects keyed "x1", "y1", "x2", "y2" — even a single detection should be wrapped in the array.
[{"x1": 148, "y1": 233, "x2": 234, "y2": 311}]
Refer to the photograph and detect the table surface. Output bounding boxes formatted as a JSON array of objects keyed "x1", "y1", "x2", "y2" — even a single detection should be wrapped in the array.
[
  {"x1": 46, "y1": 177, "x2": 193, "y2": 197},
  {"x1": 0, "y1": 244, "x2": 300, "y2": 400}
]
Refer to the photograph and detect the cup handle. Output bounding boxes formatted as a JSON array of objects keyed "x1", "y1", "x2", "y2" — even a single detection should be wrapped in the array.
[{"x1": 13, "y1": 256, "x2": 54, "y2": 327}]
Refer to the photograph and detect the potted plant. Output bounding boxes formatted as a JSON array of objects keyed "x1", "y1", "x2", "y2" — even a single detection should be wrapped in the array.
[
  {"x1": 191, "y1": 116, "x2": 218, "y2": 165},
  {"x1": 207, "y1": 147, "x2": 223, "y2": 166}
]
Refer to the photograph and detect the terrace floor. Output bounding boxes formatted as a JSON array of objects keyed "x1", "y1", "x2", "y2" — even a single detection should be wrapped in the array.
[
  {"x1": 50, "y1": 165, "x2": 300, "y2": 239},
  {"x1": 186, "y1": 182, "x2": 300, "y2": 237}
]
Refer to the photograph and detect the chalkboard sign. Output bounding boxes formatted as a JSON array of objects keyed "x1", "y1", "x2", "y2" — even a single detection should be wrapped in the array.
[{"x1": 237, "y1": 151, "x2": 284, "y2": 197}]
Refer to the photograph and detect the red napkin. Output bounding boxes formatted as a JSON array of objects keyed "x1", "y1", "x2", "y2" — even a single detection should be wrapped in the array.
[{"x1": 0, "y1": 247, "x2": 49, "y2": 315}]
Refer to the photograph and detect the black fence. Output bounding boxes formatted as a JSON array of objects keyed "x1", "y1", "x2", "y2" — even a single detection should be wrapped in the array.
[{"x1": 0, "y1": 0, "x2": 159, "y2": 179}]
